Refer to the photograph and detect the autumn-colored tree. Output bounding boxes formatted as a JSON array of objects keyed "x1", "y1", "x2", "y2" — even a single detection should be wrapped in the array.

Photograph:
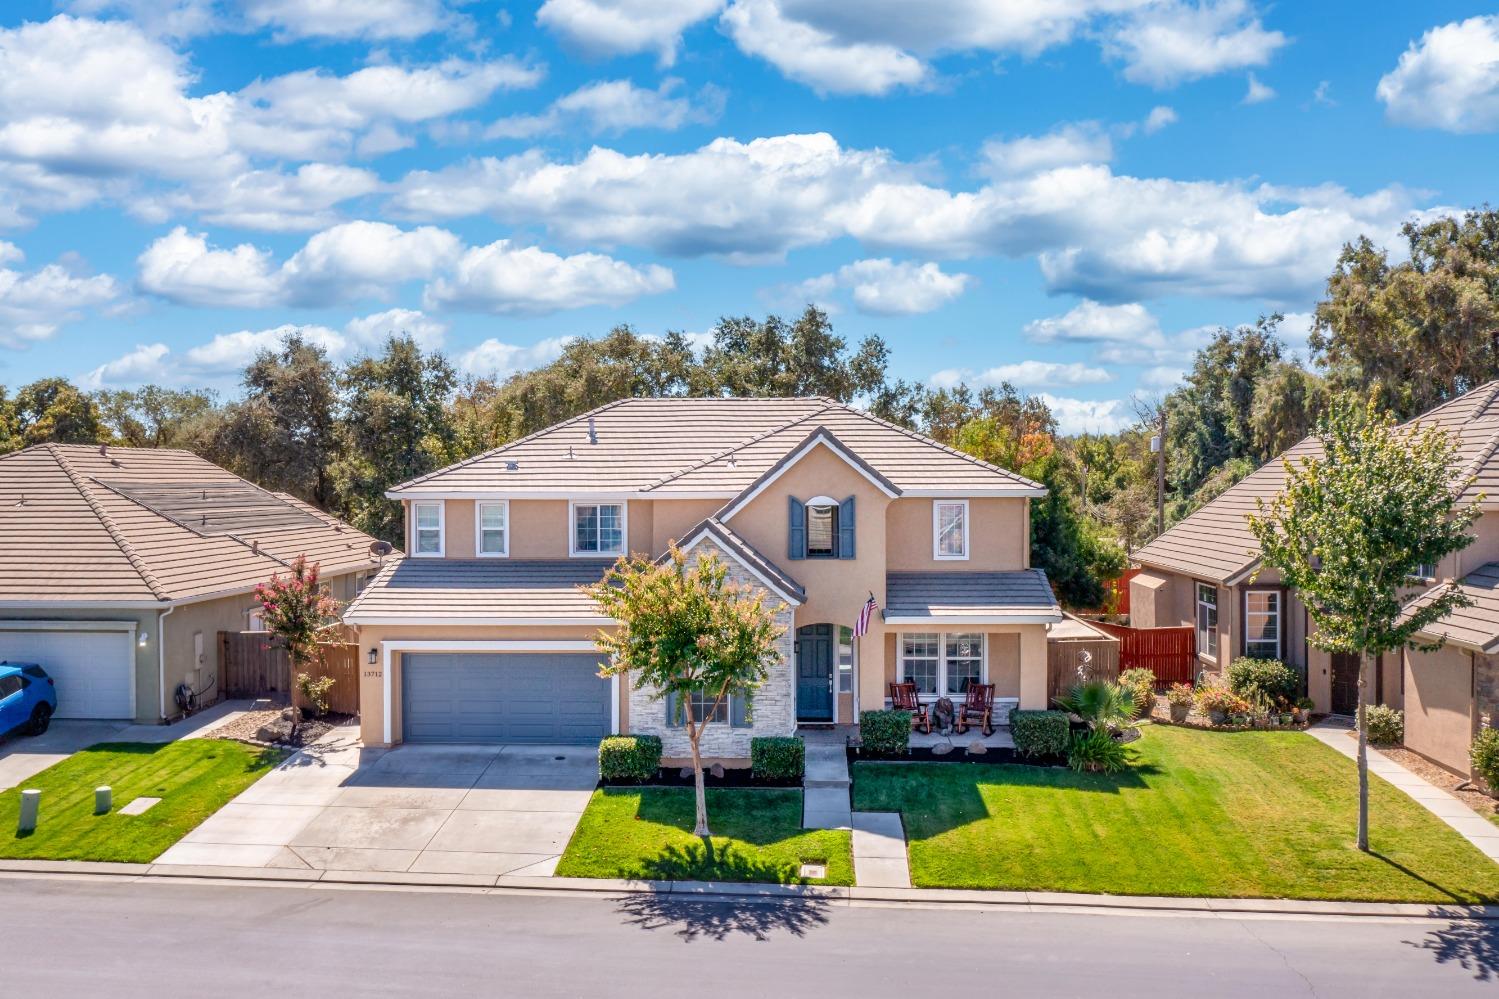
[
  {"x1": 586, "y1": 548, "x2": 785, "y2": 837},
  {"x1": 1248, "y1": 403, "x2": 1478, "y2": 850},
  {"x1": 254, "y1": 556, "x2": 342, "y2": 730}
]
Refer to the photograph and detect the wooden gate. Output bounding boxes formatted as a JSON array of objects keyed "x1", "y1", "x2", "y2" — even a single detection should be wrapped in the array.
[
  {"x1": 1090, "y1": 622, "x2": 1198, "y2": 687},
  {"x1": 220, "y1": 632, "x2": 361, "y2": 715},
  {"x1": 1047, "y1": 637, "x2": 1121, "y2": 703}
]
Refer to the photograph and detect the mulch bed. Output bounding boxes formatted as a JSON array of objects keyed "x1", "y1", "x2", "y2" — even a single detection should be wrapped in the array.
[
  {"x1": 602, "y1": 768, "x2": 799, "y2": 789},
  {"x1": 210, "y1": 709, "x2": 353, "y2": 749},
  {"x1": 1377, "y1": 744, "x2": 1499, "y2": 821}
]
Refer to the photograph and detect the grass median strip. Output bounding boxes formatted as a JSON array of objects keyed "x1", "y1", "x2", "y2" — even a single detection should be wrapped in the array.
[
  {"x1": 0, "y1": 739, "x2": 284, "y2": 863},
  {"x1": 556, "y1": 786, "x2": 853, "y2": 886},
  {"x1": 853, "y1": 725, "x2": 1499, "y2": 903}
]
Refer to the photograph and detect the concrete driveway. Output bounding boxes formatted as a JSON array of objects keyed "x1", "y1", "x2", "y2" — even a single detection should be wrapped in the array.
[{"x1": 155, "y1": 732, "x2": 598, "y2": 880}]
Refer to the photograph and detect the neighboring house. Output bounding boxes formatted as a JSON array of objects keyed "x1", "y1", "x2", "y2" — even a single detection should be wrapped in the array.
[
  {"x1": 345, "y1": 397, "x2": 1063, "y2": 761},
  {"x1": 1131, "y1": 381, "x2": 1499, "y2": 778},
  {"x1": 0, "y1": 444, "x2": 384, "y2": 724}
]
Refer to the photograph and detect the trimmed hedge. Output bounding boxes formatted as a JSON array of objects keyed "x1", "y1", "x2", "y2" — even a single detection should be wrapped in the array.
[
  {"x1": 1226, "y1": 657, "x2": 1299, "y2": 703},
  {"x1": 860, "y1": 709, "x2": 911, "y2": 755},
  {"x1": 1010, "y1": 710, "x2": 1070, "y2": 758},
  {"x1": 598, "y1": 735, "x2": 662, "y2": 783},
  {"x1": 751, "y1": 736, "x2": 805, "y2": 781}
]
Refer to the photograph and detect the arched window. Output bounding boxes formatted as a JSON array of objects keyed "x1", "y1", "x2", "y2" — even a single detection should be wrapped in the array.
[{"x1": 804, "y1": 495, "x2": 838, "y2": 558}]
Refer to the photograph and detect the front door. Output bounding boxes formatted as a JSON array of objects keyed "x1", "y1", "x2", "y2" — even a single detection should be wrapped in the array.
[
  {"x1": 1330, "y1": 653, "x2": 1360, "y2": 715},
  {"x1": 796, "y1": 624, "x2": 834, "y2": 722}
]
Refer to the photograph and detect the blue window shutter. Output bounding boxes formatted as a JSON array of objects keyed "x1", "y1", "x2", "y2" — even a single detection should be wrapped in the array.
[
  {"x1": 787, "y1": 495, "x2": 806, "y2": 560},
  {"x1": 838, "y1": 495, "x2": 856, "y2": 559},
  {"x1": 730, "y1": 689, "x2": 753, "y2": 728}
]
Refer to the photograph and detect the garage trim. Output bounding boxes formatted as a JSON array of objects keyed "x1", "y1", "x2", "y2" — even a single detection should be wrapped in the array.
[
  {"x1": 0, "y1": 619, "x2": 137, "y2": 719},
  {"x1": 381, "y1": 640, "x2": 617, "y2": 745}
]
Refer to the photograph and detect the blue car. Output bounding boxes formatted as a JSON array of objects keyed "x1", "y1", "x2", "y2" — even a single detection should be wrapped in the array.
[{"x1": 0, "y1": 662, "x2": 57, "y2": 738}]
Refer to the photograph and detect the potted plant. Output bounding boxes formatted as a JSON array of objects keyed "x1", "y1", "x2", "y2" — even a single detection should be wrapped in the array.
[
  {"x1": 1294, "y1": 697, "x2": 1315, "y2": 724},
  {"x1": 1166, "y1": 682, "x2": 1194, "y2": 724},
  {"x1": 1195, "y1": 685, "x2": 1243, "y2": 727}
]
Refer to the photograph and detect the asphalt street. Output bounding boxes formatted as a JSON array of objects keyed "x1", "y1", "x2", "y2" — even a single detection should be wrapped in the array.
[{"x1": 3, "y1": 875, "x2": 1495, "y2": 997}]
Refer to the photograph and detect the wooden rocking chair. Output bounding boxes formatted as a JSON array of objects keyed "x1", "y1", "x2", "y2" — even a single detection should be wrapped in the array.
[
  {"x1": 888, "y1": 682, "x2": 930, "y2": 734},
  {"x1": 954, "y1": 683, "x2": 995, "y2": 737}
]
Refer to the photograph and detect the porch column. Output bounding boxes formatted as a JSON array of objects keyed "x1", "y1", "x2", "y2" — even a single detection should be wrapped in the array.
[{"x1": 1018, "y1": 625, "x2": 1049, "y2": 710}]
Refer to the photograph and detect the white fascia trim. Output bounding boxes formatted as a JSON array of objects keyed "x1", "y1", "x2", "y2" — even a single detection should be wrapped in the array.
[
  {"x1": 932, "y1": 499, "x2": 970, "y2": 561},
  {"x1": 411, "y1": 499, "x2": 445, "y2": 558},
  {"x1": 719, "y1": 433, "x2": 899, "y2": 523},
  {"x1": 569, "y1": 499, "x2": 628, "y2": 559},
  {"x1": 344, "y1": 615, "x2": 615, "y2": 626},
  {"x1": 902, "y1": 487, "x2": 1047, "y2": 498},
  {"x1": 0, "y1": 600, "x2": 166, "y2": 610},
  {"x1": 1223, "y1": 559, "x2": 1263, "y2": 587},
  {"x1": 883, "y1": 613, "x2": 1063, "y2": 626},
  {"x1": 473, "y1": 499, "x2": 509, "y2": 558},
  {"x1": 0, "y1": 619, "x2": 140, "y2": 631},
  {"x1": 386, "y1": 489, "x2": 734, "y2": 501},
  {"x1": 678, "y1": 530, "x2": 804, "y2": 607}
]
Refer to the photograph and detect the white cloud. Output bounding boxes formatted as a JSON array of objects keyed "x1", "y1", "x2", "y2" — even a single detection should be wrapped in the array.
[
  {"x1": 980, "y1": 123, "x2": 1113, "y2": 177},
  {"x1": 1106, "y1": 0, "x2": 1287, "y2": 88},
  {"x1": 487, "y1": 79, "x2": 720, "y2": 139},
  {"x1": 1377, "y1": 16, "x2": 1499, "y2": 133},
  {"x1": 721, "y1": 0, "x2": 928, "y2": 96},
  {"x1": 242, "y1": 0, "x2": 464, "y2": 41},
  {"x1": 0, "y1": 255, "x2": 122, "y2": 347},
  {"x1": 1038, "y1": 394, "x2": 1133, "y2": 434},
  {"x1": 1024, "y1": 300, "x2": 1163, "y2": 344},
  {"x1": 424, "y1": 240, "x2": 674, "y2": 315},
  {"x1": 1143, "y1": 105, "x2": 1178, "y2": 133},
  {"x1": 64, "y1": 0, "x2": 221, "y2": 38},
  {"x1": 932, "y1": 360, "x2": 1113, "y2": 389},
  {"x1": 1243, "y1": 72, "x2": 1275, "y2": 104},
  {"x1": 536, "y1": 0, "x2": 724, "y2": 66},
  {"x1": 181, "y1": 323, "x2": 347, "y2": 372},
  {"x1": 1140, "y1": 365, "x2": 1184, "y2": 389},
  {"x1": 344, "y1": 308, "x2": 447, "y2": 350},
  {"x1": 459, "y1": 336, "x2": 572, "y2": 379},
  {"x1": 137, "y1": 227, "x2": 282, "y2": 308},
  {"x1": 793, "y1": 259, "x2": 970, "y2": 315},
  {"x1": 0, "y1": 242, "x2": 21, "y2": 266},
  {"x1": 83, "y1": 342, "x2": 174, "y2": 387},
  {"x1": 132, "y1": 163, "x2": 382, "y2": 231}
]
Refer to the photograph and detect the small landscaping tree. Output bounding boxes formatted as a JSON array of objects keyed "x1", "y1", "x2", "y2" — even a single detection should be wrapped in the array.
[
  {"x1": 587, "y1": 546, "x2": 785, "y2": 837},
  {"x1": 1248, "y1": 402, "x2": 1478, "y2": 851},
  {"x1": 254, "y1": 556, "x2": 342, "y2": 733}
]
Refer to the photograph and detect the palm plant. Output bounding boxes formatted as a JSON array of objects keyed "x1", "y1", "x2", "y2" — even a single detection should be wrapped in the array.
[{"x1": 1054, "y1": 680, "x2": 1138, "y2": 734}]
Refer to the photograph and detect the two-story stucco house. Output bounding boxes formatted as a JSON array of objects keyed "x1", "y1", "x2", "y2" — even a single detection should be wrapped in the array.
[
  {"x1": 345, "y1": 397, "x2": 1063, "y2": 761},
  {"x1": 1130, "y1": 381, "x2": 1499, "y2": 779}
]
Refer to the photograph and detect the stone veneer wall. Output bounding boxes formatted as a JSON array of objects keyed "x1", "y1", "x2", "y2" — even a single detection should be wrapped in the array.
[
  {"x1": 1478, "y1": 652, "x2": 1499, "y2": 728},
  {"x1": 626, "y1": 537, "x2": 796, "y2": 759}
]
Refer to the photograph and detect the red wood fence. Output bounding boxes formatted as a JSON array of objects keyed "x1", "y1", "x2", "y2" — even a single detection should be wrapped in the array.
[
  {"x1": 1089, "y1": 622, "x2": 1198, "y2": 688},
  {"x1": 220, "y1": 632, "x2": 361, "y2": 715}
]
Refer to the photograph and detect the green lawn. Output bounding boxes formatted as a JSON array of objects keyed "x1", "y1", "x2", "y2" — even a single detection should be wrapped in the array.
[
  {"x1": 0, "y1": 739, "x2": 284, "y2": 863},
  {"x1": 556, "y1": 787, "x2": 854, "y2": 886},
  {"x1": 853, "y1": 725, "x2": 1499, "y2": 903}
]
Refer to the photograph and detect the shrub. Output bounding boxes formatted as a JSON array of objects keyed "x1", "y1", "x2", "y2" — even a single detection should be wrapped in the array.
[
  {"x1": 860, "y1": 710, "x2": 911, "y2": 755},
  {"x1": 1295, "y1": 696, "x2": 1316, "y2": 712},
  {"x1": 1195, "y1": 685, "x2": 1249, "y2": 719},
  {"x1": 1068, "y1": 730, "x2": 1131, "y2": 774},
  {"x1": 750, "y1": 736, "x2": 805, "y2": 782},
  {"x1": 295, "y1": 672, "x2": 336, "y2": 717},
  {"x1": 1472, "y1": 727, "x2": 1499, "y2": 792},
  {"x1": 1226, "y1": 657, "x2": 1299, "y2": 702},
  {"x1": 1165, "y1": 682, "x2": 1195, "y2": 707},
  {"x1": 1054, "y1": 680, "x2": 1139, "y2": 731},
  {"x1": 1118, "y1": 667, "x2": 1157, "y2": 715},
  {"x1": 1010, "y1": 710, "x2": 1070, "y2": 758},
  {"x1": 1361, "y1": 704, "x2": 1404, "y2": 746},
  {"x1": 599, "y1": 735, "x2": 662, "y2": 782}
]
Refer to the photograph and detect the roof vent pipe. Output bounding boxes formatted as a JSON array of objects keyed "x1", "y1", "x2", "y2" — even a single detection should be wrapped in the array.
[{"x1": 588, "y1": 417, "x2": 597, "y2": 445}]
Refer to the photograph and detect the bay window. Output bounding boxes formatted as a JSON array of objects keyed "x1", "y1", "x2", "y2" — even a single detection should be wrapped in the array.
[
  {"x1": 1244, "y1": 590, "x2": 1281, "y2": 660},
  {"x1": 899, "y1": 632, "x2": 986, "y2": 697},
  {"x1": 476, "y1": 501, "x2": 508, "y2": 557},
  {"x1": 572, "y1": 502, "x2": 625, "y2": 556},
  {"x1": 1196, "y1": 582, "x2": 1218, "y2": 658},
  {"x1": 413, "y1": 502, "x2": 443, "y2": 557}
]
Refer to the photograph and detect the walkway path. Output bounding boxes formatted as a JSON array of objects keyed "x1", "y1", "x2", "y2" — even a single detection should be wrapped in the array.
[
  {"x1": 1307, "y1": 722, "x2": 1499, "y2": 862},
  {"x1": 851, "y1": 812, "x2": 911, "y2": 887},
  {"x1": 800, "y1": 730, "x2": 851, "y2": 830}
]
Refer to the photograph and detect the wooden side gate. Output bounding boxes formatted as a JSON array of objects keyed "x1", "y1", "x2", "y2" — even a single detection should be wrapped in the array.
[
  {"x1": 1047, "y1": 637, "x2": 1121, "y2": 704},
  {"x1": 1090, "y1": 622, "x2": 1198, "y2": 688},
  {"x1": 219, "y1": 632, "x2": 361, "y2": 715}
]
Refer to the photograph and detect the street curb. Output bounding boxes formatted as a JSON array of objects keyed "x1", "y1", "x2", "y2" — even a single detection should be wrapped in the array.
[{"x1": 1, "y1": 858, "x2": 1496, "y2": 920}]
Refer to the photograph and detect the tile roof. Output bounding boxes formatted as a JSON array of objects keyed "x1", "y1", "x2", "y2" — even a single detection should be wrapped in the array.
[
  {"x1": 1402, "y1": 562, "x2": 1499, "y2": 653},
  {"x1": 343, "y1": 558, "x2": 612, "y2": 624},
  {"x1": 1135, "y1": 380, "x2": 1499, "y2": 584},
  {"x1": 385, "y1": 397, "x2": 1045, "y2": 498},
  {"x1": 673, "y1": 517, "x2": 806, "y2": 604},
  {"x1": 884, "y1": 570, "x2": 1062, "y2": 622},
  {"x1": 0, "y1": 444, "x2": 385, "y2": 605}
]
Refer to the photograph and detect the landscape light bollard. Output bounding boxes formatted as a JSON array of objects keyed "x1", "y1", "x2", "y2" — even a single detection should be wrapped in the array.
[
  {"x1": 95, "y1": 786, "x2": 112, "y2": 815},
  {"x1": 17, "y1": 789, "x2": 40, "y2": 833}
]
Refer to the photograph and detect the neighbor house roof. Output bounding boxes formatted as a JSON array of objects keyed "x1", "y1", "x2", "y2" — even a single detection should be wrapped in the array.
[
  {"x1": 883, "y1": 570, "x2": 1062, "y2": 625},
  {"x1": 343, "y1": 558, "x2": 611, "y2": 625},
  {"x1": 1134, "y1": 380, "x2": 1499, "y2": 585},
  {"x1": 385, "y1": 397, "x2": 1045, "y2": 500},
  {"x1": 1402, "y1": 562, "x2": 1499, "y2": 654},
  {"x1": 0, "y1": 443, "x2": 385, "y2": 606}
]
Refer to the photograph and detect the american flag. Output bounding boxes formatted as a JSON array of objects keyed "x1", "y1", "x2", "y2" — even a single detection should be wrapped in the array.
[{"x1": 854, "y1": 593, "x2": 877, "y2": 638}]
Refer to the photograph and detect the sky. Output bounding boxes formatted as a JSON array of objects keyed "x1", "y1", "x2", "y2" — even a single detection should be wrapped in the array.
[{"x1": 2, "y1": 2, "x2": 1498, "y2": 433}]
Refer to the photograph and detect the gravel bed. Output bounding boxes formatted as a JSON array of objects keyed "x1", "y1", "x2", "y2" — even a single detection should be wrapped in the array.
[
  {"x1": 1378, "y1": 744, "x2": 1498, "y2": 821},
  {"x1": 210, "y1": 708, "x2": 348, "y2": 749}
]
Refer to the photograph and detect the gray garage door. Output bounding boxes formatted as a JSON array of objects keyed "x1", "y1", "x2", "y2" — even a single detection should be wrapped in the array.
[{"x1": 402, "y1": 652, "x2": 611, "y2": 744}]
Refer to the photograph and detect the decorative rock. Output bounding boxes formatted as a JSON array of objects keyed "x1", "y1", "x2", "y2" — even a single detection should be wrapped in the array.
[
  {"x1": 967, "y1": 741, "x2": 988, "y2": 756},
  {"x1": 709, "y1": 763, "x2": 725, "y2": 779},
  {"x1": 931, "y1": 742, "x2": 953, "y2": 756},
  {"x1": 679, "y1": 766, "x2": 695, "y2": 779}
]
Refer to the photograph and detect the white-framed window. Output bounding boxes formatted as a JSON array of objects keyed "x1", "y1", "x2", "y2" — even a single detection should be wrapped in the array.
[
  {"x1": 838, "y1": 625, "x2": 855, "y2": 694},
  {"x1": 1411, "y1": 562, "x2": 1437, "y2": 582},
  {"x1": 247, "y1": 607, "x2": 266, "y2": 631},
  {"x1": 806, "y1": 501, "x2": 838, "y2": 557},
  {"x1": 1196, "y1": 582, "x2": 1219, "y2": 658},
  {"x1": 413, "y1": 501, "x2": 444, "y2": 557},
  {"x1": 667, "y1": 688, "x2": 752, "y2": 728},
  {"x1": 571, "y1": 501, "x2": 625, "y2": 556},
  {"x1": 933, "y1": 500, "x2": 969, "y2": 560},
  {"x1": 1243, "y1": 590, "x2": 1281, "y2": 660},
  {"x1": 475, "y1": 501, "x2": 508, "y2": 557},
  {"x1": 899, "y1": 632, "x2": 986, "y2": 697}
]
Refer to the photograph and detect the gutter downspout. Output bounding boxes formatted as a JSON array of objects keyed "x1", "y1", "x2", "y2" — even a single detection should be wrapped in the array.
[{"x1": 157, "y1": 605, "x2": 175, "y2": 723}]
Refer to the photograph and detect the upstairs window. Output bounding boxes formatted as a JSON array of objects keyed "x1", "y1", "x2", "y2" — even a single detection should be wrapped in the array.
[
  {"x1": 1196, "y1": 582, "x2": 1219, "y2": 658},
  {"x1": 934, "y1": 500, "x2": 969, "y2": 560},
  {"x1": 788, "y1": 494, "x2": 854, "y2": 560},
  {"x1": 572, "y1": 502, "x2": 625, "y2": 556},
  {"x1": 413, "y1": 502, "x2": 443, "y2": 557},
  {"x1": 806, "y1": 503, "x2": 838, "y2": 557},
  {"x1": 477, "y1": 502, "x2": 508, "y2": 557}
]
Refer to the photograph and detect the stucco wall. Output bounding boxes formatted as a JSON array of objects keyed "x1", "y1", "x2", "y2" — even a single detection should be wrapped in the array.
[
  {"x1": 1403, "y1": 643, "x2": 1477, "y2": 776},
  {"x1": 402, "y1": 497, "x2": 721, "y2": 561},
  {"x1": 880, "y1": 625, "x2": 1046, "y2": 708},
  {"x1": 884, "y1": 497, "x2": 1027, "y2": 571}
]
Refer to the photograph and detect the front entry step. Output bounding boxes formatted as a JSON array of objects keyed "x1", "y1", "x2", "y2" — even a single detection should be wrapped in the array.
[{"x1": 802, "y1": 741, "x2": 851, "y2": 829}]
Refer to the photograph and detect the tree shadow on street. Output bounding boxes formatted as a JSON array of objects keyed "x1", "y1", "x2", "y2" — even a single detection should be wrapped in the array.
[{"x1": 1408, "y1": 920, "x2": 1499, "y2": 981}]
